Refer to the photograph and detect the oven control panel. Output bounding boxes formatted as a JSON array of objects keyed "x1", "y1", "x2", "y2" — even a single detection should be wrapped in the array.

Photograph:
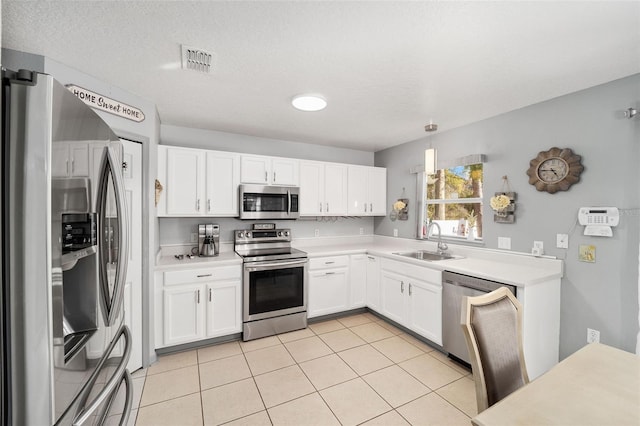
[{"x1": 235, "y1": 228, "x2": 291, "y2": 243}]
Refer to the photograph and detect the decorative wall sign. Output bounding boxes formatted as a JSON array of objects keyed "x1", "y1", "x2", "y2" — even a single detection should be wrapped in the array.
[
  {"x1": 66, "y1": 85, "x2": 145, "y2": 122},
  {"x1": 491, "y1": 192, "x2": 516, "y2": 223}
]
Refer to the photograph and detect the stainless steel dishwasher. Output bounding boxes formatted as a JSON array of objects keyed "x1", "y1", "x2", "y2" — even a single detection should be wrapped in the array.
[{"x1": 442, "y1": 271, "x2": 517, "y2": 365}]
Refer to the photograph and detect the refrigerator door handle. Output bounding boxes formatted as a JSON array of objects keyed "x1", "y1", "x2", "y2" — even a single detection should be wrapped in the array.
[
  {"x1": 97, "y1": 145, "x2": 130, "y2": 326},
  {"x1": 96, "y1": 370, "x2": 133, "y2": 426},
  {"x1": 72, "y1": 325, "x2": 132, "y2": 425}
]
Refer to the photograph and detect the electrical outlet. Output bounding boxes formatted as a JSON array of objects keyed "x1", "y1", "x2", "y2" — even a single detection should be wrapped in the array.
[
  {"x1": 587, "y1": 328, "x2": 600, "y2": 344},
  {"x1": 393, "y1": 229, "x2": 398, "y2": 237},
  {"x1": 557, "y1": 233, "x2": 569, "y2": 249},
  {"x1": 314, "y1": 229, "x2": 320, "y2": 237},
  {"x1": 533, "y1": 241, "x2": 544, "y2": 250},
  {"x1": 498, "y1": 237, "x2": 511, "y2": 250},
  {"x1": 190, "y1": 233, "x2": 198, "y2": 243},
  {"x1": 359, "y1": 227, "x2": 364, "y2": 235}
]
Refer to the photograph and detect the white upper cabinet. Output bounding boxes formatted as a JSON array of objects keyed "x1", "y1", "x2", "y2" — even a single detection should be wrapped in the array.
[
  {"x1": 206, "y1": 151, "x2": 240, "y2": 216},
  {"x1": 52, "y1": 142, "x2": 90, "y2": 177},
  {"x1": 158, "y1": 145, "x2": 240, "y2": 217},
  {"x1": 166, "y1": 147, "x2": 205, "y2": 215},
  {"x1": 240, "y1": 155, "x2": 299, "y2": 186},
  {"x1": 299, "y1": 161, "x2": 348, "y2": 216},
  {"x1": 347, "y1": 165, "x2": 387, "y2": 216}
]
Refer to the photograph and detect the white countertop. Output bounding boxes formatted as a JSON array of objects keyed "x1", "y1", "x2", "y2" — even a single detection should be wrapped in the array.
[
  {"x1": 155, "y1": 236, "x2": 563, "y2": 287},
  {"x1": 155, "y1": 250, "x2": 242, "y2": 271},
  {"x1": 294, "y1": 236, "x2": 563, "y2": 287}
]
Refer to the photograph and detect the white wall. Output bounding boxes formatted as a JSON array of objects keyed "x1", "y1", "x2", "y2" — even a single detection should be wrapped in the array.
[{"x1": 375, "y1": 74, "x2": 640, "y2": 358}]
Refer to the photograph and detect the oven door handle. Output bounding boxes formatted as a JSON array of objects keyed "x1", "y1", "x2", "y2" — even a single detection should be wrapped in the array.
[
  {"x1": 287, "y1": 190, "x2": 291, "y2": 216},
  {"x1": 245, "y1": 259, "x2": 307, "y2": 271}
]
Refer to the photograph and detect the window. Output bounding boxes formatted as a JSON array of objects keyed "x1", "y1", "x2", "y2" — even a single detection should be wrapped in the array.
[{"x1": 423, "y1": 160, "x2": 483, "y2": 241}]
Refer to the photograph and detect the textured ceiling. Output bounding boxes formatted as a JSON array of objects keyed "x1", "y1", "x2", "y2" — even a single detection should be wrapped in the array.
[{"x1": 2, "y1": 1, "x2": 639, "y2": 152}]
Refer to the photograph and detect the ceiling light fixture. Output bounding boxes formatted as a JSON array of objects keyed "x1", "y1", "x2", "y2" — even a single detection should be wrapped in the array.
[
  {"x1": 291, "y1": 95, "x2": 327, "y2": 112},
  {"x1": 424, "y1": 121, "x2": 438, "y2": 132}
]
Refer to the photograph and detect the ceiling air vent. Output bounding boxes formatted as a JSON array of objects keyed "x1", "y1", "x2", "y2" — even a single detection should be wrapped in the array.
[{"x1": 181, "y1": 45, "x2": 214, "y2": 74}]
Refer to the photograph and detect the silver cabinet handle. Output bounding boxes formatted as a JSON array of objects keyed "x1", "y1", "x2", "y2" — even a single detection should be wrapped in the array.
[
  {"x1": 365, "y1": 204, "x2": 368, "y2": 213},
  {"x1": 325, "y1": 272, "x2": 335, "y2": 275},
  {"x1": 265, "y1": 171, "x2": 268, "y2": 182},
  {"x1": 325, "y1": 261, "x2": 335, "y2": 265},
  {"x1": 71, "y1": 159, "x2": 75, "y2": 174},
  {"x1": 197, "y1": 289, "x2": 200, "y2": 303},
  {"x1": 409, "y1": 283, "x2": 413, "y2": 296},
  {"x1": 196, "y1": 199, "x2": 200, "y2": 211},
  {"x1": 326, "y1": 203, "x2": 329, "y2": 213},
  {"x1": 370, "y1": 203, "x2": 373, "y2": 212},
  {"x1": 66, "y1": 159, "x2": 69, "y2": 175},
  {"x1": 208, "y1": 199, "x2": 211, "y2": 212},
  {"x1": 401, "y1": 281, "x2": 404, "y2": 293},
  {"x1": 320, "y1": 202, "x2": 323, "y2": 212},
  {"x1": 209, "y1": 288, "x2": 212, "y2": 302},
  {"x1": 197, "y1": 274, "x2": 212, "y2": 278},
  {"x1": 367, "y1": 256, "x2": 375, "y2": 260},
  {"x1": 273, "y1": 171, "x2": 276, "y2": 182}
]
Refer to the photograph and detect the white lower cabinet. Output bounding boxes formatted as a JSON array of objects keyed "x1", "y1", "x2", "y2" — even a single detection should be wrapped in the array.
[
  {"x1": 365, "y1": 255, "x2": 381, "y2": 313},
  {"x1": 156, "y1": 265, "x2": 242, "y2": 348},
  {"x1": 308, "y1": 256, "x2": 350, "y2": 318},
  {"x1": 349, "y1": 254, "x2": 367, "y2": 308},
  {"x1": 380, "y1": 259, "x2": 443, "y2": 345}
]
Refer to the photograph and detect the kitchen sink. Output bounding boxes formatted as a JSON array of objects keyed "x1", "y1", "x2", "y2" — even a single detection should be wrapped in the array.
[{"x1": 393, "y1": 250, "x2": 461, "y2": 262}]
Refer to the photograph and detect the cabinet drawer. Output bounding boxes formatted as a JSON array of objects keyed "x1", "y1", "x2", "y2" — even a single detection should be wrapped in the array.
[
  {"x1": 165, "y1": 266, "x2": 241, "y2": 286},
  {"x1": 309, "y1": 255, "x2": 349, "y2": 270},
  {"x1": 381, "y1": 258, "x2": 441, "y2": 284}
]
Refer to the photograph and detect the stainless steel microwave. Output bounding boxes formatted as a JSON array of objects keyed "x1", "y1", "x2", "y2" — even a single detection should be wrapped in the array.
[{"x1": 239, "y1": 184, "x2": 300, "y2": 220}]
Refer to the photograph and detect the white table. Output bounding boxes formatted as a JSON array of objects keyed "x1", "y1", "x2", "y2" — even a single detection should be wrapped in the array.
[{"x1": 472, "y1": 343, "x2": 640, "y2": 426}]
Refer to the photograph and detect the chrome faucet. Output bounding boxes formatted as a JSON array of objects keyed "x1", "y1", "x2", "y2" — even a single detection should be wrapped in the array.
[{"x1": 427, "y1": 221, "x2": 448, "y2": 254}]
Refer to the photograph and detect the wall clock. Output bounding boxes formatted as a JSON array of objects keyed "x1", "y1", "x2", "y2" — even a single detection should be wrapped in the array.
[{"x1": 526, "y1": 147, "x2": 584, "y2": 193}]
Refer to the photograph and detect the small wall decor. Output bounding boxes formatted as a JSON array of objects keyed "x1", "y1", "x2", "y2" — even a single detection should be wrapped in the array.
[
  {"x1": 155, "y1": 179, "x2": 163, "y2": 207},
  {"x1": 490, "y1": 176, "x2": 516, "y2": 223},
  {"x1": 390, "y1": 188, "x2": 409, "y2": 221}
]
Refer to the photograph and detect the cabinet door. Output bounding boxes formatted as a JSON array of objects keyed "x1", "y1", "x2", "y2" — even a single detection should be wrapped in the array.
[
  {"x1": 163, "y1": 284, "x2": 205, "y2": 346},
  {"x1": 240, "y1": 155, "x2": 270, "y2": 184},
  {"x1": 347, "y1": 165, "x2": 368, "y2": 215},
  {"x1": 272, "y1": 158, "x2": 299, "y2": 186},
  {"x1": 206, "y1": 151, "x2": 240, "y2": 216},
  {"x1": 299, "y1": 161, "x2": 324, "y2": 216},
  {"x1": 349, "y1": 255, "x2": 367, "y2": 308},
  {"x1": 324, "y1": 163, "x2": 348, "y2": 215},
  {"x1": 380, "y1": 270, "x2": 407, "y2": 325},
  {"x1": 52, "y1": 143, "x2": 70, "y2": 177},
  {"x1": 206, "y1": 279, "x2": 242, "y2": 338},
  {"x1": 69, "y1": 143, "x2": 89, "y2": 176},
  {"x1": 366, "y1": 255, "x2": 381, "y2": 313},
  {"x1": 408, "y1": 279, "x2": 442, "y2": 345},
  {"x1": 308, "y1": 269, "x2": 349, "y2": 318},
  {"x1": 368, "y1": 167, "x2": 387, "y2": 216},
  {"x1": 166, "y1": 147, "x2": 205, "y2": 215}
]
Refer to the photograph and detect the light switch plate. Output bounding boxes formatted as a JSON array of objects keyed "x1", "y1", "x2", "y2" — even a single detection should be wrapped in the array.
[
  {"x1": 498, "y1": 237, "x2": 511, "y2": 250},
  {"x1": 557, "y1": 234, "x2": 569, "y2": 249}
]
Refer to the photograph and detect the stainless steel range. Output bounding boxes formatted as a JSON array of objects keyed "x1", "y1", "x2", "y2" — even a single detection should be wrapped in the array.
[{"x1": 235, "y1": 227, "x2": 308, "y2": 341}]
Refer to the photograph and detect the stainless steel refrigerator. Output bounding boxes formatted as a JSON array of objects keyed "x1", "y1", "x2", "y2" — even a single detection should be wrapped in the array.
[{"x1": 1, "y1": 69, "x2": 133, "y2": 425}]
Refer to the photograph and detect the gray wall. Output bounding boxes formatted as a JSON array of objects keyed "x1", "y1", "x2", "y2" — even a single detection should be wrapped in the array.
[
  {"x1": 161, "y1": 124, "x2": 374, "y2": 165},
  {"x1": 375, "y1": 74, "x2": 640, "y2": 358},
  {"x1": 159, "y1": 124, "x2": 376, "y2": 244}
]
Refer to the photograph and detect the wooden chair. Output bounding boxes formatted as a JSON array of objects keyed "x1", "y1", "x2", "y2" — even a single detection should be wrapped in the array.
[{"x1": 461, "y1": 287, "x2": 529, "y2": 413}]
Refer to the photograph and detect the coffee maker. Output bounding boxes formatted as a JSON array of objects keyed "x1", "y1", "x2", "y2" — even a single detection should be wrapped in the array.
[{"x1": 198, "y1": 224, "x2": 220, "y2": 257}]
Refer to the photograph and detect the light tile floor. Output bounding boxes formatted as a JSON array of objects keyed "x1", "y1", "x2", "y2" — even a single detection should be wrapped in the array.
[{"x1": 129, "y1": 313, "x2": 477, "y2": 426}]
